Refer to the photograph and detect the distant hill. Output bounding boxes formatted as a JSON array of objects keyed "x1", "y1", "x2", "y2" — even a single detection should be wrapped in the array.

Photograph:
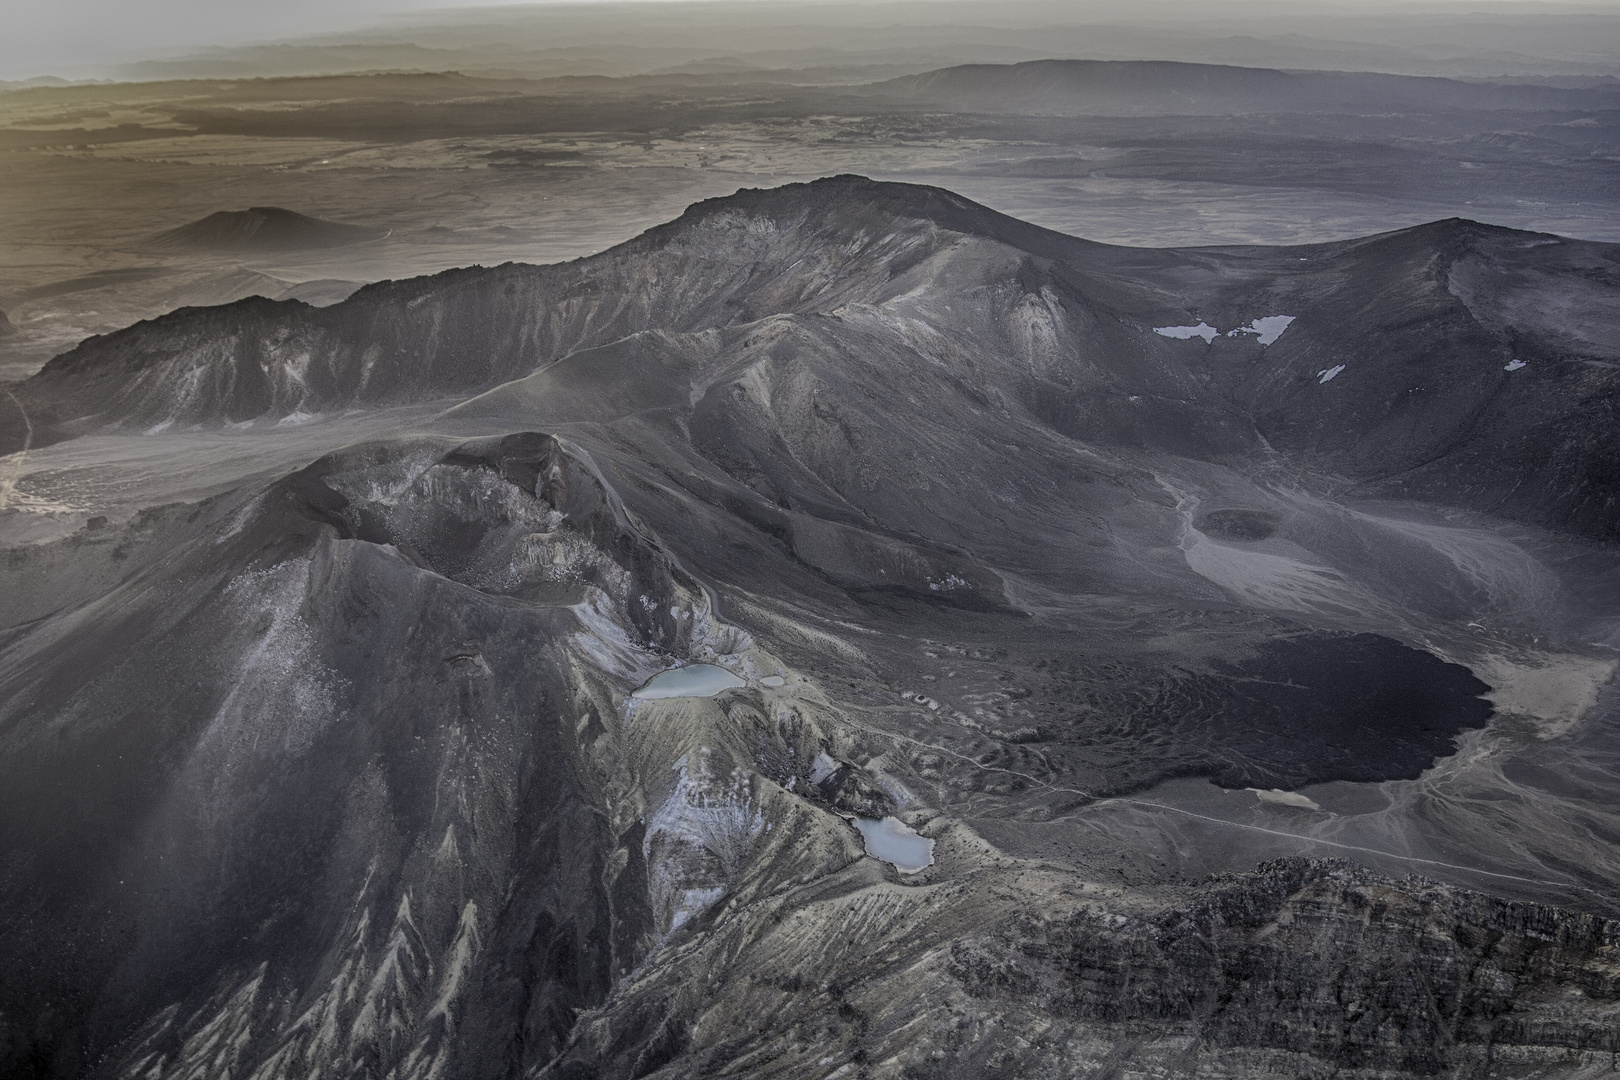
[
  {"x1": 148, "y1": 206, "x2": 388, "y2": 252},
  {"x1": 871, "y1": 58, "x2": 1620, "y2": 115}
]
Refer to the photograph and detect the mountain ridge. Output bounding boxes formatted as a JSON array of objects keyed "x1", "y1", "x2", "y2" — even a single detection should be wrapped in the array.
[
  {"x1": 871, "y1": 57, "x2": 1620, "y2": 115},
  {"x1": 7, "y1": 176, "x2": 1618, "y2": 542}
]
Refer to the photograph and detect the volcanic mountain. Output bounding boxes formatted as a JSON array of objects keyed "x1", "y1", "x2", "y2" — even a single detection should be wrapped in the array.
[
  {"x1": 146, "y1": 206, "x2": 389, "y2": 252},
  {"x1": 2, "y1": 177, "x2": 1619, "y2": 1080},
  {"x1": 20, "y1": 176, "x2": 1620, "y2": 539}
]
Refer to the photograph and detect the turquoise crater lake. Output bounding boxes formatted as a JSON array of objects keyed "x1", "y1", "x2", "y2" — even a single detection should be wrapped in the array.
[
  {"x1": 854, "y1": 816, "x2": 935, "y2": 872},
  {"x1": 631, "y1": 663, "x2": 747, "y2": 699}
]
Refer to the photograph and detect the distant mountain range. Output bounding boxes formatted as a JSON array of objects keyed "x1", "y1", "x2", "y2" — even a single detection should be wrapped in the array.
[
  {"x1": 90, "y1": 1, "x2": 1620, "y2": 83},
  {"x1": 872, "y1": 58, "x2": 1620, "y2": 115}
]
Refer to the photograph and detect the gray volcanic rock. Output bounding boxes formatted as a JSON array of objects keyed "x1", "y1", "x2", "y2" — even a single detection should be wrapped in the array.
[
  {"x1": 942, "y1": 859, "x2": 1620, "y2": 1077},
  {"x1": 0, "y1": 432, "x2": 863, "y2": 1080},
  {"x1": 549, "y1": 858, "x2": 1620, "y2": 1080},
  {"x1": 147, "y1": 206, "x2": 388, "y2": 252},
  {"x1": 3, "y1": 178, "x2": 1620, "y2": 1080}
]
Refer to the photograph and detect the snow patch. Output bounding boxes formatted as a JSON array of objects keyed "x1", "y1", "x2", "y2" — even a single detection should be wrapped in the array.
[
  {"x1": 1155, "y1": 316, "x2": 1293, "y2": 346},
  {"x1": 1248, "y1": 788, "x2": 1321, "y2": 810},
  {"x1": 1317, "y1": 365, "x2": 1345, "y2": 384},
  {"x1": 1228, "y1": 315, "x2": 1295, "y2": 346},
  {"x1": 809, "y1": 751, "x2": 839, "y2": 785},
  {"x1": 1505, "y1": 358, "x2": 1528, "y2": 371},
  {"x1": 1154, "y1": 322, "x2": 1219, "y2": 343}
]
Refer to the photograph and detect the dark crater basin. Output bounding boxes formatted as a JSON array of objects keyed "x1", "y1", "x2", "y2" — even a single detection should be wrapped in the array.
[
  {"x1": 1198, "y1": 632, "x2": 1493, "y2": 789},
  {"x1": 1195, "y1": 507, "x2": 1281, "y2": 541}
]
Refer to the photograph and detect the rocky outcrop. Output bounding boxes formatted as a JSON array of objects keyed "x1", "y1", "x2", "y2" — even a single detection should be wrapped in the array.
[
  {"x1": 946, "y1": 859, "x2": 1620, "y2": 1077},
  {"x1": 536, "y1": 858, "x2": 1620, "y2": 1079}
]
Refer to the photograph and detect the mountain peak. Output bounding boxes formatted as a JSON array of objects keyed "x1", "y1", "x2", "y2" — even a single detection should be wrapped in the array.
[
  {"x1": 147, "y1": 206, "x2": 389, "y2": 252},
  {"x1": 642, "y1": 173, "x2": 1103, "y2": 263}
]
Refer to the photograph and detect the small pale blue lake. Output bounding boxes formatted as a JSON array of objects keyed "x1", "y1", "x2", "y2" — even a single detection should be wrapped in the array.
[
  {"x1": 854, "y1": 816, "x2": 934, "y2": 873},
  {"x1": 631, "y1": 663, "x2": 746, "y2": 699}
]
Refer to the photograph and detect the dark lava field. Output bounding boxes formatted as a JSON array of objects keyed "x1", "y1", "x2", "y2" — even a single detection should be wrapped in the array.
[{"x1": 3, "y1": 33, "x2": 1620, "y2": 1080}]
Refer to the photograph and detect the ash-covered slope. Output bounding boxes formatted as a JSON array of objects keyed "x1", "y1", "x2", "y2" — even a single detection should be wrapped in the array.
[{"x1": 0, "y1": 429, "x2": 1609, "y2": 1080}]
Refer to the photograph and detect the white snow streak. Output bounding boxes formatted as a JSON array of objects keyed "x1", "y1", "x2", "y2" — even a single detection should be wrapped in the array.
[{"x1": 1153, "y1": 322, "x2": 1219, "y2": 343}]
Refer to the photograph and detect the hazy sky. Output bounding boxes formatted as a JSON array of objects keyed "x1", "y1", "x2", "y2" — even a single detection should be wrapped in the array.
[
  {"x1": 8, "y1": 0, "x2": 1620, "y2": 80},
  {"x1": 8, "y1": 0, "x2": 445, "y2": 75}
]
